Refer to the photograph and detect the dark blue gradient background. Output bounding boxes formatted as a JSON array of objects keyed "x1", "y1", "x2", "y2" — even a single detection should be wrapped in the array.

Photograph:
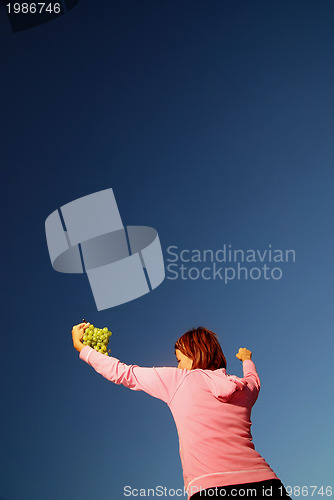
[{"x1": 1, "y1": 1, "x2": 333, "y2": 499}]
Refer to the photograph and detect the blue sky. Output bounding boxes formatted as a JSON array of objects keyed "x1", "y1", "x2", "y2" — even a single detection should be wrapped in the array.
[{"x1": 1, "y1": 1, "x2": 333, "y2": 499}]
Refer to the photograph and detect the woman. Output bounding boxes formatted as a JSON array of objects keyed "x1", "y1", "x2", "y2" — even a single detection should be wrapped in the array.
[{"x1": 72, "y1": 322, "x2": 291, "y2": 499}]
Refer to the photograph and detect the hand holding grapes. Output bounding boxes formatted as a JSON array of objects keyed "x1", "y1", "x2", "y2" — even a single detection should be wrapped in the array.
[
  {"x1": 72, "y1": 322, "x2": 90, "y2": 352},
  {"x1": 72, "y1": 320, "x2": 112, "y2": 355}
]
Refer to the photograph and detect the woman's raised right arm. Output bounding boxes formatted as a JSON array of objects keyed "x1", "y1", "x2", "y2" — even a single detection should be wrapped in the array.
[{"x1": 236, "y1": 347, "x2": 260, "y2": 392}]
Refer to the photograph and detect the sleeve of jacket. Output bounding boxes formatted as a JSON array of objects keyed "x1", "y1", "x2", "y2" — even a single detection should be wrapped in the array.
[
  {"x1": 242, "y1": 359, "x2": 260, "y2": 401},
  {"x1": 79, "y1": 346, "x2": 185, "y2": 404}
]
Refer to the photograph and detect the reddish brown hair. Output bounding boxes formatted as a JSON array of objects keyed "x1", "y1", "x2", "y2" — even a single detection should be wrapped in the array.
[{"x1": 174, "y1": 326, "x2": 227, "y2": 370}]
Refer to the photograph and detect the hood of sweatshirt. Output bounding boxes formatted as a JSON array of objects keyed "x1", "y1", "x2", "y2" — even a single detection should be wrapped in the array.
[{"x1": 198, "y1": 368, "x2": 249, "y2": 402}]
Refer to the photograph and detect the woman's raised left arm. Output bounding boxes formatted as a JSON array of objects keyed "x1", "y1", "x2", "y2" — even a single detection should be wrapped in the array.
[{"x1": 72, "y1": 323, "x2": 185, "y2": 405}]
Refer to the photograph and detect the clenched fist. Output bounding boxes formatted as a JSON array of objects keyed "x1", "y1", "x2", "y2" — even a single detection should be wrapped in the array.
[{"x1": 236, "y1": 347, "x2": 252, "y2": 361}]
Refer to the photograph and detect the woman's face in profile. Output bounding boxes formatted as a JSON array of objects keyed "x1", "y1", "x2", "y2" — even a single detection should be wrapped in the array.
[{"x1": 175, "y1": 349, "x2": 193, "y2": 370}]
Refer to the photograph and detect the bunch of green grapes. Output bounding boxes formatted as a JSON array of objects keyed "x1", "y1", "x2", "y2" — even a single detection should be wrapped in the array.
[{"x1": 82, "y1": 324, "x2": 112, "y2": 355}]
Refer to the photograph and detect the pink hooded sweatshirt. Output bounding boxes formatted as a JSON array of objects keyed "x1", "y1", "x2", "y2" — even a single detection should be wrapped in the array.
[{"x1": 79, "y1": 346, "x2": 279, "y2": 498}]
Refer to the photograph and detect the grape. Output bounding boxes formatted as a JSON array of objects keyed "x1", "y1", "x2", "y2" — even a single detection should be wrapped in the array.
[{"x1": 82, "y1": 323, "x2": 112, "y2": 356}]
